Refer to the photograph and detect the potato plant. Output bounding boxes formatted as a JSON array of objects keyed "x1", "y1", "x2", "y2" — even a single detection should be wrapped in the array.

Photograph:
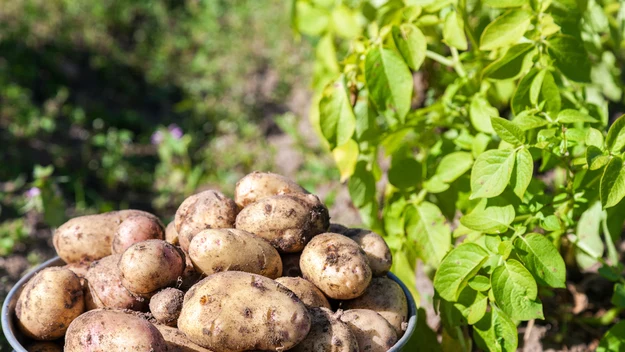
[{"x1": 294, "y1": 0, "x2": 625, "y2": 350}]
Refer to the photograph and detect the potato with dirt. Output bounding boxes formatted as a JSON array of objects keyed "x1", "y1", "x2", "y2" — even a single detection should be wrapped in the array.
[
  {"x1": 175, "y1": 190, "x2": 238, "y2": 251},
  {"x1": 281, "y1": 252, "x2": 302, "y2": 277},
  {"x1": 235, "y1": 193, "x2": 329, "y2": 252},
  {"x1": 339, "y1": 309, "x2": 398, "y2": 352},
  {"x1": 341, "y1": 277, "x2": 408, "y2": 336},
  {"x1": 234, "y1": 171, "x2": 308, "y2": 208},
  {"x1": 111, "y1": 215, "x2": 165, "y2": 254},
  {"x1": 150, "y1": 287, "x2": 185, "y2": 326},
  {"x1": 84, "y1": 254, "x2": 147, "y2": 311},
  {"x1": 15, "y1": 267, "x2": 84, "y2": 340},
  {"x1": 119, "y1": 239, "x2": 185, "y2": 295},
  {"x1": 275, "y1": 277, "x2": 330, "y2": 309},
  {"x1": 53, "y1": 209, "x2": 161, "y2": 263},
  {"x1": 343, "y1": 228, "x2": 392, "y2": 276},
  {"x1": 290, "y1": 307, "x2": 359, "y2": 352},
  {"x1": 178, "y1": 271, "x2": 311, "y2": 352},
  {"x1": 188, "y1": 228, "x2": 282, "y2": 278},
  {"x1": 155, "y1": 325, "x2": 213, "y2": 352},
  {"x1": 25, "y1": 342, "x2": 63, "y2": 352},
  {"x1": 64, "y1": 309, "x2": 167, "y2": 351},
  {"x1": 166, "y1": 221, "x2": 179, "y2": 245},
  {"x1": 300, "y1": 233, "x2": 372, "y2": 300}
]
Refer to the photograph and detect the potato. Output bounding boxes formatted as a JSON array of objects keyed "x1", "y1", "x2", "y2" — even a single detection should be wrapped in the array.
[
  {"x1": 281, "y1": 253, "x2": 302, "y2": 277},
  {"x1": 155, "y1": 325, "x2": 213, "y2": 352},
  {"x1": 26, "y1": 342, "x2": 63, "y2": 352},
  {"x1": 343, "y1": 228, "x2": 392, "y2": 276},
  {"x1": 111, "y1": 215, "x2": 165, "y2": 254},
  {"x1": 63, "y1": 262, "x2": 90, "y2": 288},
  {"x1": 64, "y1": 309, "x2": 167, "y2": 351},
  {"x1": 84, "y1": 254, "x2": 147, "y2": 311},
  {"x1": 339, "y1": 309, "x2": 398, "y2": 352},
  {"x1": 175, "y1": 190, "x2": 238, "y2": 252},
  {"x1": 300, "y1": 233, "x2": 372, "y2": 300},
  {"x1": 235, "y1": 193, "x2": 329, "y2": 253},
  {"x1": 53, "y1": 209, "x2": 161, "y2": 263},
  {"x1": 179, "y1": 248, "x2": 202, "y2": 290},
  {"x1": 234, "y1": 171, "x2": 308, "y2": 208},
  {"x1": 15, "y1": 267, "x2": 84, "y2": 340},
  {"x1": 119, "y1": 239, "x2": 185, "y2": 294},
  {"x1": 341, "y1": 277, "x2": 408, "y2": 336},
  {"x1": 189, "y1": 228, "x2": 282, "y2": 278},
  {"x1": 290, "y1": 307, "x2": 359, "y2": 352},
  {"x1": 166, "y1": 221, "x2": 179, "y2": 245},
  {"x1": 328, "y1": 223, "x2": 348, "y2": 234},
  {"x1": 275, "y1": 277, "x2": 330, "y2": 309},
  {"x1": 150, "y1": 288, "x2": 184, "y2": 326},
  {"x1": 178, "y1": 271, "x2": 311, "y2": 351}
]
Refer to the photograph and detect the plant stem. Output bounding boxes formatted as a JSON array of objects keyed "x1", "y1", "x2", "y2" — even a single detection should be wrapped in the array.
[
  {"x1": 450, "y1": 47, "x2": 467, "y2": 77},
  {"x1": 426, "y1": 50, "x2": 454, "y2": 67}
]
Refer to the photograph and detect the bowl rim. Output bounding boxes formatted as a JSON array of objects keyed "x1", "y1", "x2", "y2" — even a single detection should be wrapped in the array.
[{"x1": 2, "y1": 256, "x2": 418, "y2": 352}]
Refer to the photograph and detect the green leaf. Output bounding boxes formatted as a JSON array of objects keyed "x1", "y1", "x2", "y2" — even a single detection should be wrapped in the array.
[
  {"x1": 319, "y1": 75, "x2": 356, "y2": 148},
  {"x1": 529, "y1": 70, "x2": 546, "y2": 105},
  {"x1": 514, "y1": 233, "x2": 566, "y2": 288},
  {"x1": 365, "y1": 47, "x2": 413, "y2": 124},
  {"x1": 482, "y1": 43, "x2": 535, "y2": 80},
  {"x1": 455, "y1": 287, "x2": 488, "y2": 325},
  {"x1": 575, "y1": 201, "x2": 604, "y2": 270},
  {"x1": 423, "y1": 177, "x2": 450, "y2": 193},
  {"x1": 409, "y1": 308, "x2": 442, "y2": 352},
  {"x1": 480, "y1": 10, "x2": 533, "y2": 51},
  {"x1": 470, "y1": 149, "x2": 516, "y2": 199},
  {"x1": 469, "y1": 275, "x2": 491, "y2": 291},
  {"x1": 405, "y1": 202, "x2": 452, "y2": 267},
  {"x1": 597, "y1": 321, "x2": 625, "y2": 352},
  {"x1": 491, "y1": 117, "x2": 525, "y2": 145},
  {"x1": 557, "y1": 109, "x2": 598, "y2": 123},
  {"x1": 491, "y1": 259, "x2": 544, "y2": 320},
  {"x1": 392, "y1": 24, "x2": 427, "y2": 71},
  {"x1": 587, "y1": 146, "x2": 609, "y2": 170},
  {"x1": 511, "y1": 68, "x2": 539, "y2": 115},
  {"x1": 443, "y1": 10, "x2": 467, "y2": 50},
  {"x1": 539, "y1": 70, "x2": 561, "y2": 118},
  {"x1": 348, "y1": 161, "x2": 376, "y2": 207},
  {"x1": 606, "y1": 115, "x2": 625, "y2": 153},
  {"x1": 296, "y1": 1, "x2": 330, "y2": 36},
  {"x1": 586, "y1": 127, "x2": 604, "y2": 149},
  {"x1": 510, "y1": 148, "x2": 533, "y2": 199},
  {"x1": 547, "y1": 35, "x2": 591, "y2": 82},
  {"x1": 473, "y1": 307, "x2": 518, "y2": 352},
  {"x1": 332, "y1": 139, "x2": 359, "y2": 182},
  {"x1": 433, "y1": 243, "x2": 489, "y2": 301},
  {"x1": 330, "y1": 5, "x2": 359, "y2": 39},
  {"x1": 483, "y1": 0, "x2": 527, "y2": 7},
  {"x1": 435, "y1": 152, "x2": 474, "y2": 183},
  {"x1": 461, "y1": 199, "x2": 515, "y2": 234},
  {"x1": 390, "y1": 249, "x2": 419, "y2": 300},
  {"x1": 470, "y1": 96, "x2": 497, "y2": 134},
  {"x1": 512, "y1": 113, "x2": 548, "y2": 131},
  {"x1": 389, "y1": 157, "x2": 422, "y2": 189},
  {"x1": 611, "y1": 283, "x2": 625, "y2": 309},
  {"x1": 601, "y1": 157, "x2": 625, "y2": 208}
]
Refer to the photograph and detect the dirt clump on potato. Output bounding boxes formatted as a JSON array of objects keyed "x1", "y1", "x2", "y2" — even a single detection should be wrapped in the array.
[
  {"x1": 150, "y1": 288, "x2": 185, "y2": 326},
  {"x1": 111, "y1": 215, "x2": 165, "y2": 254}
]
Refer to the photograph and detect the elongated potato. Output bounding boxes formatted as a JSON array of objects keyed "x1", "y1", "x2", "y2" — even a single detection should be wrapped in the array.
[
  {"x1": 234, "y1": 171, "x2": 308, "y2": 208},
  {"x1": 150, "y1": 288, "x2": 185, "y2": 326},
  {"x1": 341, "y1": 277, "x2": 408, "y2": 336},
  {"x1": 343, "y1": 228, "x2": 392, "y2": 276},
  {"x1": 84, "y1": 254, "x2": 147, "y2": 311},
  {"x1": 290, "y1": 307, "x2": 359, "y2": 352},
  {"x1": 189, "y1": 229, "x2": 282, "y2": 278},
  {"x1": 178, "y1": 271, "x2": 311, "y2": 351},
  {"x1": 64, "y1": 309, "x2": 167, "y2": 351},
  {"x1": 119, "y1": 239, "x2": 185, "y2": 294},
  {"x1": 235, "y1": 194, "x2": 329, "y2": 253},
  {"x1": 26, "y1": 342, "x2": 63, "y2": 352},
  {"x1": 166, "y1": 221, "x2": 179, "y2": 245},
  {"x1": 155, "y1": 325, "x2": 213, "y2": 352},
  {"x1": 275, "y1": 277, "x2": 330, "y2": 308},
  {"x1": 339, "y1": 309, "x2": 398, "y2": 352},
  {"x1": 175, "y1": 190, "x2": 238, "y2": 251},
  {"x1": 300, "y1": 233, "x2": 372, "y2": 300},
  {"x1": 281, "y1": 253, "x2": 302, "y2": 277},
  {"x1": 111, "y1": 215, "x2": 165, "y2": 254},
  {"x1": 16, "y1": 267, "x2": 84, "y2": 340}
]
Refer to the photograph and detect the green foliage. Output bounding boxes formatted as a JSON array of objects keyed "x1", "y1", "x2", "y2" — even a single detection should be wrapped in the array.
[{"x1": 295, "y1": 0, "x2": 625, "y2": 349}]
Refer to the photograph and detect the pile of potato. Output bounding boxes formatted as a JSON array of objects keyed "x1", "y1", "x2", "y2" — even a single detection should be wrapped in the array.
[{"x1": 13, "y1": 172, "x2": 409, "y2": 352}]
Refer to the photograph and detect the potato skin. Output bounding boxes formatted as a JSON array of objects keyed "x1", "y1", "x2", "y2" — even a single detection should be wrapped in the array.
[
  {"x1": 119, "y1": 239, "x2": 185, "y2": 294},
  {"x1": 328, "y1": 223, "x2": 349, "y2": 234},
  {"x1": 341, "y1": 277, "x2": 408, "y2": 336},
  {"x1": 275, "y1": 277, "x2": 330, "y2": 309},
  {"x1": 178, "y1": 271, "x2": 311, "y2": 352},
  {"x1": 64, "y1": 309, "x2": 167, "y2": 351},
  {"x1": 26, "y1": 342, "x2": 63, "y2": 352},
  {"x1": 189, "y1": 229, "x2": 282, "y2": 278},
  {"x1": 111, "y1": 215, "x2": 165, "y2": 254},
  {"x1": 166, "y1": 221, "x2": 180, "y2": 245},
  {"x1": 53, "y1": 210, "x2": 161, "y2": 263},
  {"x1": 175, "y1": 190, "x2": 238, "y2": 252},
  {"x1": 84, "y1": 254, "x2": 147, "y2": 311},
  {"x1": 155, "y1": 325, "x2": 213, "y2": 352},
  {"x1": 300, "y1": 233, "x2": 372, "y2": 300},
  {"x1": 150, "y1": 288, "x2": 185, "y2": 326},
  {"x1": 343, "y1": 228, "x2": 392, "y2": 277},
  {"x1": 280, "y1": 253, "x2": 302, "y2": 277},
  {"x1": 15, "y1": 267, "x2": 84, "y2": 340},
  {"x1": 339, "y1": 309, "x2": 398, "y2": 352},
  {"x1": 290, "y1": 307, "x2": 359, "y2": 352},
  {"x1": 235, "y1": 194, "x2": 330, "y2": 253},
  {"x1": 234, "y1": 171, "x2": 308, "y2": 208}
]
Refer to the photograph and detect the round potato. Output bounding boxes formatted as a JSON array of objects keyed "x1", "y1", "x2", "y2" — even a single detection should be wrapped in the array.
[
  {"x1": 84, "y1": 254, "x2": 147, "y2": 311},
  {"x1": 64, "y1": 309, "x2": 167, "y2": 351},
  {"x1": 155, "y1": 325, "x2": 213, "y2": 352},
  {"x1": 119, "y1": 239, "x2": 185, "y2": 294},
  {"x1": 53, "y1": 209, "x2": 161, "y2": 263},
  {"x1": 341, "y1": 277, "x2": 408, "y2": 336},
  {"x1": 150, "y1": 288, "x2": 185, "y2": 326},
  {"x1": 339, "y1": 309, "x2": 398, "y2": 352},
  {"x1": 290, "y1": 307, "x2": 359, "y2": 352},
  {"x1": 15, "y1": 267, "x2": 84, "y2": 340},
  {"x1": 275, "y1": 277, "x2": 330, "y2": 309},
  {"x1": 235, "y1": 193, "x2": 330, "y2": 253},
  {"x1": 175, "y1": 190, "x2": 238, "y2": 252},
  {"x1": 178, "y1": 271, "x2": 311, "y2": 352},
  {"x1": 111, "y1": 215, "x2": 165, "y2": 254},
  {"x1": 234, "y1": 171, "x2": 308, "y2": 208},
  {"x1": 26, "y1": 342, "x2": 63, "y2": 352},
  {"x1": 281, "y1": 253, "x2": 302, "y2": 277},
  {"x1": 166, "y1": 221, "x2": 179, "y2": 245},
  {"x1": 189, "y1": 228, "x2": 282, "y2": 278},
  {"x1": 343, "y1": 228, "x2": 392, "y2": 276},
  {"x1": 300, "y1": 233, "x2": 372, "y2": 300}
]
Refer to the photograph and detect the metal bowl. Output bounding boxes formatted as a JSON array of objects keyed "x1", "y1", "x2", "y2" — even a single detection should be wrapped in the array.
[{"x1": 2, "y1": 256, "x2": 417, "y2": 351}]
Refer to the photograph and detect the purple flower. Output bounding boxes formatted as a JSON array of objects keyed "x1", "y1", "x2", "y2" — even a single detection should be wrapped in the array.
[
  {"x1": 151, "y1": 130, "x2": 164, "y2": 145},
  {"x1": 168, "y1": 124, "x2": 183, "y2": 140},
  {"x1": 25, "y1": 187, "x2": 41, "y2": 198}
]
